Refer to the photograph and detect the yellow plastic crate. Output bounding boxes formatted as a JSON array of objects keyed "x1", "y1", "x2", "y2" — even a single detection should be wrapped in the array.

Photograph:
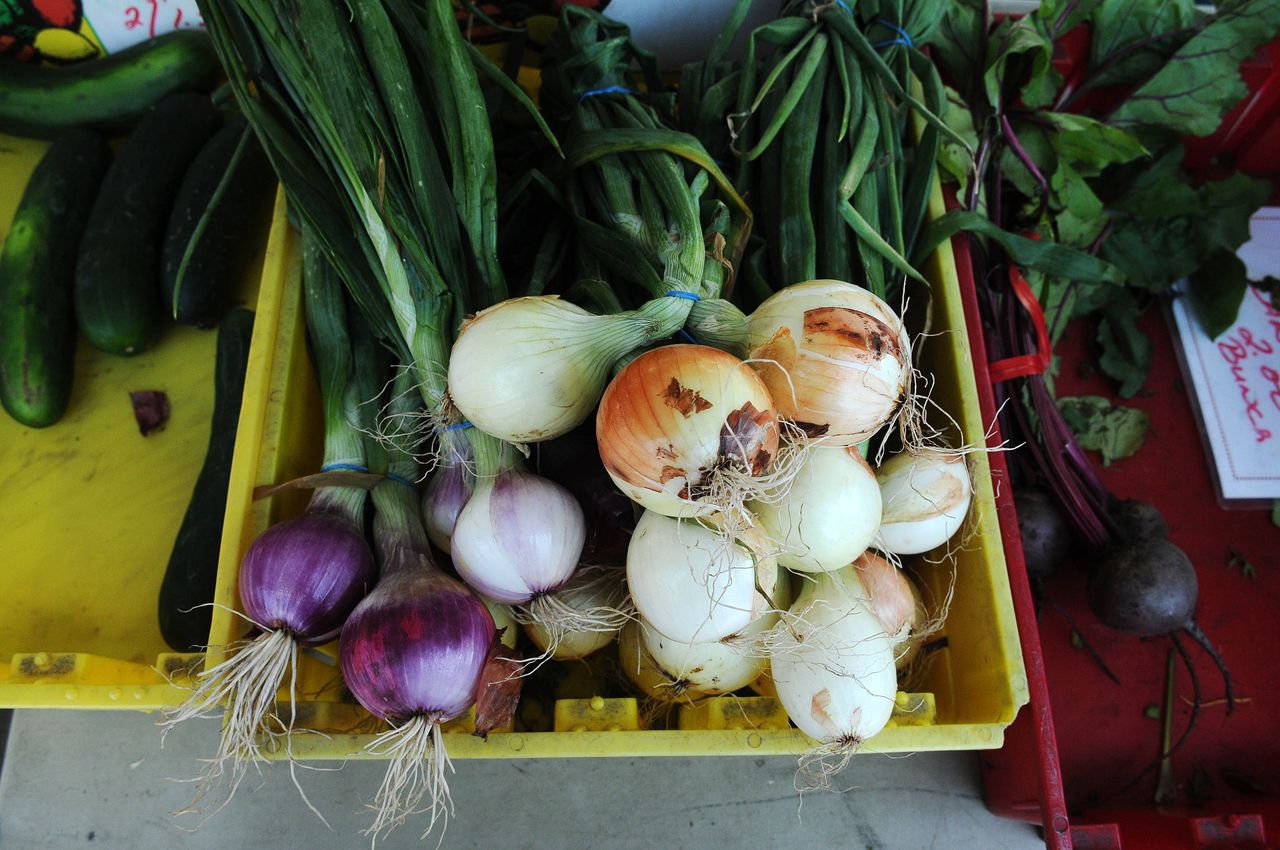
[
  {"x1": 205, "y1": 172, "x2": 1030, "y2": 759},
  {"x1": 0, "y1": 133, "x2": 272, "y2": 710}
]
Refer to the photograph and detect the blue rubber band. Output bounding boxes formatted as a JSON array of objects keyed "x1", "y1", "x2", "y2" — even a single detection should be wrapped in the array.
[
  {"x1": 676, "y1": 328, "x2": 698, "y2": 344},
  {"x1": 873, "y1": 18, "x2": 913, "y2": 48},
  {"x1": 440, "y1": 420, "x2": 473, "y2": 433},
  {"x1": 665, "y1": 290, "x2": 702, "y2": 301},
  {"x1": 385, "y1": 471, "x2": 416, "y2": 489},
  {"x1": 579, "y1": 85, "x2": 633, "y2": 102},
  {"x1": 321, "y1": 463, "x2": 369, "y2": 474},
  {"x1": 834, "y1": 0, "x2": 853, "y2": 13}
]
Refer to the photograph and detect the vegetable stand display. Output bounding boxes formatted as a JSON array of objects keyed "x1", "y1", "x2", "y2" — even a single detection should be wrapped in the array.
[
  {"x1": 202, "y1": 175, "x2": 1028, "y2": 761},
  {"x1": 0, "y1": 133, "x2": 272, "y2": 709}
]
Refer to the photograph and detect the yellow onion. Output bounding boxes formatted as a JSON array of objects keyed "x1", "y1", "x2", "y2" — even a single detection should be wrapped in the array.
[
  {"x1": 618, "y1": 619, "x2": 708, "y2": 702},
  {"x1": 751, "y1": 445, "x2": 881, "y2": 573},
  {"x1": 746, "y1": 279, "x2": 911, "y2": 444},
  {"x1": 448, "y1": 296, "x2": 650, "y2": 443},
  {"x1": 876, "y1": 448, "x2": 972, "y2": 555},
  {"x1": 597, "y1": 344, "x2": 779, "y2": 518}
]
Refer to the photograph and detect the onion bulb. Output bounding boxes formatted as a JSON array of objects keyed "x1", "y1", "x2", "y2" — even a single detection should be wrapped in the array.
[
  {"x1": 852, "y1": 551, "x2": 916, "y2": 642},
  {"x1": 451, "y1": 469, "x2": 585, "y2": 605},
  {"x1": 618, "y1": 619, "x2": 707, "y2": 703},
  {"x1": 447, "y1": 296, "x2": 649, "y2": 443},
  {"x1": 876, "y1": 449, "x2": 972, "y2": 555},
  {"x1": 771, "y1": 567, "x2": 897, "y2": 747},
  {"x1": 421, "y1": 446, "x2": 473, "y2": 554},
  {"x1": 746, "y1": 280, "x2": 911, "y2": 444},
  {"x1": 626, "y1": 510, "x2": 778, "y2": 644},
  {"x1": 482, "y1": 597, "x2": 519, "y2": 651},
  {"x1": 161, "y1": 487, "x2": 374, "y2": 793},
  {"x1": 751, "y1": 446, "x2": 881, "y2": 573},
  {"x1": 597, "y1": 344, "x2": 779, "y2": 519},
  {"x1": 522, "y1": 565, "x2": 631, "y2": 660}
]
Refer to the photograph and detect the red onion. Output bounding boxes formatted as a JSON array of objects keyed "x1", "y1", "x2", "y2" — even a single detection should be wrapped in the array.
[
  {"x1": 239, "y1": 508, "x2": 375, "y2": 643},
  {"x1": 341, "y1": 477, "x2": 495, "y2": 841},
  {"x1": 161, "y1": 487, "x2": 374, "y2": 806},
  {"x1": 451, "y1": 468, "x2": 585, "y2": 605}
]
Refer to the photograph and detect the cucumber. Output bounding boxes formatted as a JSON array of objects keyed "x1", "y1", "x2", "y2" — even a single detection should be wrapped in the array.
[
  {"x1": 163, "y1": 119, "x2": 274, "y2": 329},
  {"x1": 0, "y1": 31, "x2": 219, "y2": 139},
  {"x1": 0, "y1": 129, "x2": 112, "y2": 428},
  {"x1": 158, "y1": 308, "x2": 255, "y2": 652},
  {"x1": 75, "y1": 92, "x2": 221, "y2": 356}
]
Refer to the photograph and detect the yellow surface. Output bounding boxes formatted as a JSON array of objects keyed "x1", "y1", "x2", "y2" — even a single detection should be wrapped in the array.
[
  {"x1": 205, "y1": 169, "x2": 1028, "y2": 758},
  {"x1": 0, "y1": 134, "x2": 271, "y2": 709}
]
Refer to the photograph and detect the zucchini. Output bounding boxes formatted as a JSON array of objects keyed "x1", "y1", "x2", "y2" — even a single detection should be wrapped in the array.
[
  {"x1": 0, "y1": 129, "x2": 112, "y2": 428},
  {"x1": 75, "y1": 92, "x2": 221, "y2": 356},
  {"x1": 158, "y1": 308, "x2": 255, "y2": 652},
  {"x1": 163, "y1": 119, "x2": 274, "y2": 328},
  {"x1": 0, "y1": 31, "x2": 219, "y2": 139}
]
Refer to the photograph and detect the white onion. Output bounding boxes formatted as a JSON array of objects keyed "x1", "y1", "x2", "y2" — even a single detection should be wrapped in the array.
[
  {"x1": 638, "y1": 563, "x2": 791, "y2": 694},
  {"x1": 481, "y1": 597, "x2": 520, "y2": 650},
  {"x1": 771, "y1": 567, "x2": 898, "y2": 744},
  {"x1": 447, "y1": 296, "x2": 648, "y2": 443},
  {"x1": 746, "y1": 279, "x2": 911, "y2": 445},
  {"x1": 617, "y1": 619, "x2": 708, "y2": 701},
  {"x1": 451, "y1": 469, "x2": 585, "y2": 604},
  {"x1": 876, "y1": 449, "x2": 973, "y2": 555},
  {"x1": 626, "y1": 510, "x2": 778, "y2": 644},
  {"x1": 751, "y1": 445, "x2": 881, "y2": 573},
  {"x1": 522, "y1": 566, "x2": 630, "y2": 660}
]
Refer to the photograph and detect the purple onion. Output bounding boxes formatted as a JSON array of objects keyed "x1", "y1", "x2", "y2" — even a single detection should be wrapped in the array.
[
  {"x1": 450, "y1": 470, "x2": 586, "y2": 605},
  {"x1": 339, "y1": 553, "x2": 494, "y2": 722},
  {"x1": 421, "y1": 460, "x2": 473, "y2": 554},
  {"x1": 238, "y1": 510, "x2": 375, "y2": 645}
]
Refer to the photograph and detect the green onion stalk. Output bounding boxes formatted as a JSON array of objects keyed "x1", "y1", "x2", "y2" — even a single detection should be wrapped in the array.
[
  {"x1": 442, "y1": 6, "x2": 759, "y2": 445},
  {"x1": 197, "y1": 0, "x2": 549, "y2": 479},
  {"x1": 682, "y1": 0, "x2": 964, "y2": 309}
]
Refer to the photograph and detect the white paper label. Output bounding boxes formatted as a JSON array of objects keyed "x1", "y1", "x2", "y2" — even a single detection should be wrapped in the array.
[
  {"x1": 1170, "y1": 209, "x2": 1280, "y2": 501},
  {"x1": 85, "y1": 0, "x2": 204, "y2": 54}
]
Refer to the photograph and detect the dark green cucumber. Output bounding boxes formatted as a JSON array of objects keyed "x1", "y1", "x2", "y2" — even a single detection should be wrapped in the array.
[
  {"x1": 0, "y1": 129, "x2": 112, "y2": 428},
  {"x1": 163, "y1": 119, "x2": 274, "y2": 329},
  {"x1": 0, "y1": 31, "x2": 219, "y2": 139},
  {"x1": 75, "y1": 93, "x2": 221, "y2": 355},
  {"x1": 158, "y1": 307, "x2": 255, "y2": 652}
]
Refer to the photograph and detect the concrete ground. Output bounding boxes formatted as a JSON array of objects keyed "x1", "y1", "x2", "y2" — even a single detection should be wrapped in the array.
[{"x1": 0, "y1": 709, "x2": 1044, "y2": 849}]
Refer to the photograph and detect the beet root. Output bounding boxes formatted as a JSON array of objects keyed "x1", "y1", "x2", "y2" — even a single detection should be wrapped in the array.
[
  {"x1": 1015, "y1": 487, "x2": 1073, "y2": 581},
  {"x1": 1111, "y1": 499, "x2": 1169, "y2": 543},
  {"x1": 1088, "y1": 538, "x2": 1196, "y2": 636}
]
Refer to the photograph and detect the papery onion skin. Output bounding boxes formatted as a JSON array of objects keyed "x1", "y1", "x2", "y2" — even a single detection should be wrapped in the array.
[
  {"x1": 746, "y1": 280, "x2": 911, "y2": 445},
  {"x1": 752, "y1": 445, "x2": 881, "y2": 573},
  {"x1": 238, "y1": 511, "x2": 375, "y2": 645},
  {"x1": 448, "y1": 296, "x2": 646, "y2": 443},
  {"x1": 625, "y1": 510, "x2": 777, "y2": 644},
  {"x1": 852, "y1": 551, "x2": 916, "y2": 639},
  {"x1": 876, "y1": 449, "x2": 973, "y2": 556},
  {"x1": 597, "y1": 344, "x2": 779, "y2": 518},
  {"x1": 771, "y1": 567, "x2": 897, "y2": 744},
  {"x1": 340, "y1": 565, "x2": 494, "y2": 721},
  {"x1": 451, "y1": 470, "x2": 586, "y2": 605}
]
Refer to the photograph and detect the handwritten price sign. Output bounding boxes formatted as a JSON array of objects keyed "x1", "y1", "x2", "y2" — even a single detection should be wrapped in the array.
[
  {"x1": 88, "y1": 0, "x2": 204, "y2": 54},
  {"x1": 1171, "y1": 211, "x2": 1280, "y2": 502}
]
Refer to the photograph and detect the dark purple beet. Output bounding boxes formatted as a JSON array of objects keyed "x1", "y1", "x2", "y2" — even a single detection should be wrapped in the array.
[
  {"x1": 339, "y1": 567, "x2": 493, "y2": 721},
  {"x1": 1087, "y1": 538, "x2": 1195, "y2": 636},
  {"x1": 238, "y1": 511, "x2": 375, "y2": 644},
  {"x1": 1111, "y1": 499, "x2": 1169, "y2": 542},
  {"x1": 1014, "y1": 487, "x2": 1073, "y2": 581}
]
